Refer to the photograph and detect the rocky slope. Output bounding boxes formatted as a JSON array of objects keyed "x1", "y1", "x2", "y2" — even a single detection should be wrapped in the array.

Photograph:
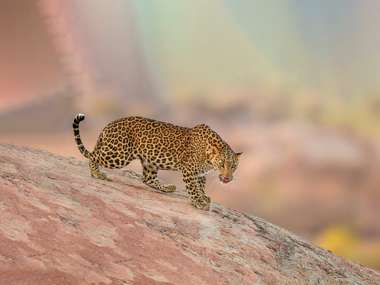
[{"x1": 0, "y1": 144, "x2": 379, "y2": 285}]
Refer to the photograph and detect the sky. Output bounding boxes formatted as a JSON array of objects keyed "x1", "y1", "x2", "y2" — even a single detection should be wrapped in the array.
[
  {"x1": 1, "y1": 1, "x2": 380, "y2": 110},
  {"x1": 132, "y1": 0, "x2": 380, "y2": 99}
]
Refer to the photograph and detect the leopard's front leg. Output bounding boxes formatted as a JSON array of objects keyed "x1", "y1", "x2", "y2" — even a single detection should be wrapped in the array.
[
  {"x1": 182, "y1": 171, "x2": 210, "y2": 210},
  {"x1": 198, "y1": 176, "x2": 211, "y2": 204},
  {"x1": 142, "y1": 162, "x2": 176, "y2": 192}
]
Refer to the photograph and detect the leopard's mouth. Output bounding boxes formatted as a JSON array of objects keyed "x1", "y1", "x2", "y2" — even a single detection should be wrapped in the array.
[{"x1": 219, "y1": 175, "x2": 232, "y2": 183}]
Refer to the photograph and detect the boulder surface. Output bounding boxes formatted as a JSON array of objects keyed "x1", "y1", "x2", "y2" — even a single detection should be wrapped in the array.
[{"x1": 0, "y1": 144, "x2": 379, "y2": 285}]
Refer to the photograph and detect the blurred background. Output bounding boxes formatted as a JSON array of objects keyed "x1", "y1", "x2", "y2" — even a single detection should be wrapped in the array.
[{"x1": 1, "y1": 0, "x2": 380, "y2": 269}]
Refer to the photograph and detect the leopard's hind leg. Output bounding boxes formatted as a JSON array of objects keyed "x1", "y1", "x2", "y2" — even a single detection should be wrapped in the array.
[
  {"x1": 89, "y1": 159, "x2": 111, "y2": 181},
  {"x1": 87, "y1": 132, "x2": 111, "y2": 181}
]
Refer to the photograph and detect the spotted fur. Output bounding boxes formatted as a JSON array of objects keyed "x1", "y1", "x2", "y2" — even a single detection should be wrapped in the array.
[{"x1": 73, "y1": 114, "x2": 241, "y2": 210}]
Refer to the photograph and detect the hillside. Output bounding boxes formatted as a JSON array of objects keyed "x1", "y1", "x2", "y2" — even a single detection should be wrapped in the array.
[{"x1": 0, "y1": 144, "x2": 379, "y2": 285}]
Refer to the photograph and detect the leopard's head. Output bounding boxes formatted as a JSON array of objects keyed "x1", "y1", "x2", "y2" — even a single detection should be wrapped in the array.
[{"x1": 208, "y1": 145, "x2": 242, "y2": 183}]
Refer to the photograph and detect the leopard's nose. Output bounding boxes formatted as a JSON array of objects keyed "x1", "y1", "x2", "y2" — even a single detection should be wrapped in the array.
[{"x1": 219, "y1": 175, "x2": 232, "y2": 183}]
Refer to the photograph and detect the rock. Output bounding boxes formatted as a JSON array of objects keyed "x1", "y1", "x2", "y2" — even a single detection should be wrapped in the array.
[{"x1": 0, "y1": 144, "x2": 379, "y2": 285}]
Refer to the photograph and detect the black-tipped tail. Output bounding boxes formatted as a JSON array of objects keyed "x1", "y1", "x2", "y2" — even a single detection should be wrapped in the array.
[{"x1": 73, "y1": 113, "x2": 91, "y2": 159}]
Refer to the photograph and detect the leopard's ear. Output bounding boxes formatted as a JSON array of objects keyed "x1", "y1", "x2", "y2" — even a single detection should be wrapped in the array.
[{"x1": 236, "y1": 152, "x2": 243, "y2": 159}]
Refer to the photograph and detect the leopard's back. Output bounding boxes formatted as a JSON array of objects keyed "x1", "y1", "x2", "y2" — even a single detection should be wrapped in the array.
[{"x1": 93, "y1": 116, "x2": 190, "y2": 170}]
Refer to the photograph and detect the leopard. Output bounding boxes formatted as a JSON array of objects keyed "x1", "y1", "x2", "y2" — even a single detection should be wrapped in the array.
[{"x1": 73, "y1": 113, "x2": 242, "y2": 210}]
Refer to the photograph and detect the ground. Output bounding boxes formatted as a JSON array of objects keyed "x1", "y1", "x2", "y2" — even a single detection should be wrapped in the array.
[{"x1": 0, "y1": 144, "x2": 379, "y2": 285}]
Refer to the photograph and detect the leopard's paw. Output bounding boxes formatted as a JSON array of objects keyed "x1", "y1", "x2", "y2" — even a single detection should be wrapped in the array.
[
  {"x1": 202, "y1": 195, "x2": 211, "y2": 204},
  {"x1": 91, "y1": 172, "x2": 112, "y2": 181},
  {"x1": 162, "y1": 184, "x2": 176, "y2": 193},
  {"x1": 191, "y1": 197, "x2": 210, "y2": 211}
]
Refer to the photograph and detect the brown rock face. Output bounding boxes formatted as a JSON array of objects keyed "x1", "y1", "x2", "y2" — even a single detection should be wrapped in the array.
[{"x1": 0, "y1": 144, "x2": 379, "y2": 285}]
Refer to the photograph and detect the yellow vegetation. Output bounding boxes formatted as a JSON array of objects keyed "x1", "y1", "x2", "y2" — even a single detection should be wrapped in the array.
[{"x1": 317, "y1": 225, "x2": 380, "y2": 270}]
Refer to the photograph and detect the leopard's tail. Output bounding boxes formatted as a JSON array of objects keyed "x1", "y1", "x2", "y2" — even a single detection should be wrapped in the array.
[{"x1": 73, "y1": 113, "x2": 91, "y2": 159}]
